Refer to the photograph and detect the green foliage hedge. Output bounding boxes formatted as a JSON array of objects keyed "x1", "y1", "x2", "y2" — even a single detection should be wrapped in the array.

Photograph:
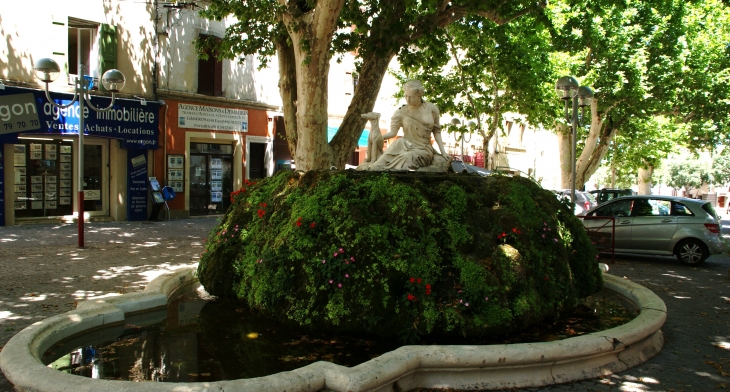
[{"x1": 197, "y1": 170, "x2": 602, "y2": 342}]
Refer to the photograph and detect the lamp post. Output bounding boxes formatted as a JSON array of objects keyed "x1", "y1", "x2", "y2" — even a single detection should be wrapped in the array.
[
  {"x1": 555, "y1": 76, "x2": 593, "y2": 210},
  {"x1": 34, "y1": 58, "x2": 125, "y2": 248},
  {"x1": 450, "y1": 118, "x2": 476, "y2": 162}
]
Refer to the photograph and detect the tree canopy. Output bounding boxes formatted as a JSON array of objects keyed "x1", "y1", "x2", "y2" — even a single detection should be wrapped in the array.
[{"x1": 197, "y1": 0, "x2": 730, "y2": 178}]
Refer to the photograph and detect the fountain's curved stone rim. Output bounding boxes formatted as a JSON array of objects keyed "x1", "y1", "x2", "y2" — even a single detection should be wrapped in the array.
[{"x1": 0, "y1": 267, "x2": 666, "y2": 392}]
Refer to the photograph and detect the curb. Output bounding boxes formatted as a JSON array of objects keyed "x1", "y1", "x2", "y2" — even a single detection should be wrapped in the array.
[{"x1": 0, "y1": 270, "x2": 666, "y2": 392}]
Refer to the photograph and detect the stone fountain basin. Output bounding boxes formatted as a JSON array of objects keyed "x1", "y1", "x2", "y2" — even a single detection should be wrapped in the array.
[{"x1": 0, "y1": 268, "x2": 666, "y2": 392}]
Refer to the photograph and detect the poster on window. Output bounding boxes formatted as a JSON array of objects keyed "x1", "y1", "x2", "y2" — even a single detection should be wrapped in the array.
[
  {"x1": 210, "y1": 158, "x2": 222, "y2": 169},
  {"x1": 31, "y1": 184, "x2": 43, "y2": 192},
  {"x1": 60, "y1": 163, "x2": 71, "y2": 171},
  {"x1": 60, "y1": 154, "x2": 72, "y2": 162},
  {"x1": 45, "y1": 191, "x2": 56, "y2": 200},
  {"x1": 30, "y1": 144, "x2": 42, "y2": 152},
  {"x1": 60, "y1": 180, "x2": 71, "y2": 188},
  {"x1": 60, "y1": 171, "x2": 71, "y2": 180},
  {"x1": 60, "y1": 146, "x2": 72, "y2": 154},
  {"x1": 31, "y1": 193, "x2": 43, "y2": 200},
  {"x1": 45, "y1": 201, "x2": 57, "y2": 209},
  {"x1": 30, "y1": 151, "x2": 42, "y2": 159},
  {"x1": 168, "y1": 169, "x2": 183, "y2": 180},
  {"x1": 14, "y1": 154, "x2": 25, "y2": 166},
  {"x1": 60, "y1": 197, "x2": 71, "y2": 205},
  {"x1": 14, "y1": 202, "x2": 26, "y2": 210},
  {"x1": 168, "y1": 155, "x2": 184, "y2": 169},
  {"x1": 60, "y1": 188, "x2": 71, "y2": 197},
  {"x1": 46, "y1": 175, "x2": 56, "y2": 184},
  {"x1": 211, "y1": 169, "x2": 222, "y2": 180},
  {"x1": 46, "y1": 152, "x2": 57, "y2": 160},
  {"x1": 210, "y1": 181, "x2": 222, "y2": 192},
  {"x1": 211, "y1": 191, "x2": 223, "y2": 203},
  {"x1": 31, "y1": 201, "x2": 43, "y2": 209},
  {"x1": 170, "y1": 181, "x2": 184, "y2": 193}
]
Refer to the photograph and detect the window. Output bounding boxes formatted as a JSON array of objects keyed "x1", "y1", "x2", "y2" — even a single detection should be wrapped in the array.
[
  {"x1": 672, "y1": 203, "x2": 694, "y2": 216},
  {"x1": 197, "y1": 34, "x2": 223, "y2": 96},
  {"x1": 591, "y1": 199, "x2": 632, "y2": 217},
  {"x1": 66, "y1": 18, "x2": 116, "y2": 91}
]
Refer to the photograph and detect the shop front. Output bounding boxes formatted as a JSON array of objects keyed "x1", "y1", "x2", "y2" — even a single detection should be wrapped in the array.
[
  {"x1": 1, "y1": 85, "x2": 159, "y2": 225},
  {"x1": 155, "y1": 98, "x2": 274, "y2": 218}
]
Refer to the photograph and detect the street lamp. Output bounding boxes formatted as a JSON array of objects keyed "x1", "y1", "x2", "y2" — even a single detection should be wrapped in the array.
[
  {"x1": 555, "y1": 76, "x2": 593, "y2": 209},
  {"x1": 450, "y1": 118, "x2": 476, "y2": 162},
  {"x1": 34, "y1": 58, "x2": 125, "y2": 248}
]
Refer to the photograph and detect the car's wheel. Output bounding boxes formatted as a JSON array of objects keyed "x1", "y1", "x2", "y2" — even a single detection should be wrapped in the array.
[{"x1": 675, "y1": 239, "x2": 708, "y2": 265}]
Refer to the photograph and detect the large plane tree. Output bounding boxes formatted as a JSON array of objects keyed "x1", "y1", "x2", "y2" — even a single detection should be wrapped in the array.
[{"x1": 199, "y1": 0, "x2": 546, "y2": 171}]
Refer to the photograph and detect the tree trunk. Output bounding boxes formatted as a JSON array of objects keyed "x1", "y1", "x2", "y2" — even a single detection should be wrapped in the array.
[
  {"x1": 638, "y1": 162, "x2": 653, "y2": 195},
  {"x1": 280, "y1": 0, "x2": 345, "y2": 172},
  {"x1": 276, "y1": 34, "x2": 298, "y2": 157},
  {"x1": 330, "y1": 53, "x2": 396, "y2": 168},
  {"x1": 557, "y1": 123, "x2": 572, "y2": 189},
  {"x1": 574, "y1": 99, "x2": 613, "y2": 188}
]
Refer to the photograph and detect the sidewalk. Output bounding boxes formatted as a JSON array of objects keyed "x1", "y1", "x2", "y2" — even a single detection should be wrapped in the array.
[{"x1": 1, "y1": 217, "x2": 729, "y2": 391}]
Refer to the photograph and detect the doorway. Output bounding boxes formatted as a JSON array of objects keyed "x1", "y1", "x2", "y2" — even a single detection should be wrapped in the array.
[
  {"x1": 82, "y1": 140, "x2": 109, "y2": 216},
  {"x1": 189, "y1": 143, "x2": 234, "y2": 215}
]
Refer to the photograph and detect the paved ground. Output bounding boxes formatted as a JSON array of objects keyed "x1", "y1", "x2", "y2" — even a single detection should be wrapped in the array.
[{"x1": 0, "y1": 216, "x2": 729, "y2": 391}]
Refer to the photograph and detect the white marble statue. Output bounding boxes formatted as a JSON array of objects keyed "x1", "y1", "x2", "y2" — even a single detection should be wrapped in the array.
[{"x1": 358, "y1": 80, "x2": 451, "y2": 172}]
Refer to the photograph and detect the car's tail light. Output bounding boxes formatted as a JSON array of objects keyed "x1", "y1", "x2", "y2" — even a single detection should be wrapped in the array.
[
  {"x1": 704, "y1": 223, "x2": 720, "y2": 234},
  {"x1": 584, "y1": 201, "x2": 591, "y2": 211}
]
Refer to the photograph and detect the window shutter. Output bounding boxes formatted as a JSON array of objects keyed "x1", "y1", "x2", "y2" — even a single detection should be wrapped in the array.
[
  {"x1": 214, "y1": 59, "x2": 223, "y2": 96},
  {"x1": 99, "y1": 24, "x2": 117, "y2": 92}
]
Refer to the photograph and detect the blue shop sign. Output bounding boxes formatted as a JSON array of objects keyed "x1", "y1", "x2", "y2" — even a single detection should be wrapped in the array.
[{"x1": 0, "y1": 85, "x2": 159, "y2": 149}]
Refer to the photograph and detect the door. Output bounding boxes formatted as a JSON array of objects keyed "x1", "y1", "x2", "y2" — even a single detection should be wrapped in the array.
[
  {"x1": 82, "y1": 140, "x2": 108, "y2": 216},
  {"x1": 249, "y1": 143, "x2": 266, "y2": 179},
  {"x1": 629, "y1": 198, "x2": 677, "y2": 253},
  {"x1": 584, "y1": 198, "x2": 633, "y2": 251}
]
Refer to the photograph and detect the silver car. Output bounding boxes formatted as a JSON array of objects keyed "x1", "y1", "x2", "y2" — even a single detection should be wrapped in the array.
[{"x1": 582, "y1": 195, "x2": 724, "y2": 265}]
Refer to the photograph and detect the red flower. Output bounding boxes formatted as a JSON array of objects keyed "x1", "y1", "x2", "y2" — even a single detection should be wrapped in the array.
[
  {"x1": 425, "y1": 289, "x2": 431, "y2": 295},
  {"x1": 425, "y1": 284, "x2": 431, "y2": 290},
  {"x1": 407, "y1": 293, "x2": 415, "y2": 301},
  {"x1": 417, "y1": 278, "x2": 422, "y2": 284},
  {"x1": 544, "y1": 275, "x2": 549, "y2": 281},
  {"x1": 310, "y1": 222, "x2": 316, "y2": 228},
  {"x1": 512, "y1": 227, "x2": 517, "y2": 233},
  {"x1": 409, "y1": 277, "x2": 415, "y2": 283},
  {"x1": 257, "y1": 209, "x2": 265, "y2": 218},
  {"x1": 296, "y1": 220, "x2": 302, "y2": 227}
]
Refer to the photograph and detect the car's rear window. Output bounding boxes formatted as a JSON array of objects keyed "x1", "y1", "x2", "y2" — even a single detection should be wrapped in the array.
[
  {"x1": 701, "y1": 203, "x2": 720, "y2": 220},
  {"x1": 672, "y1": 203, "x2": 694, "y2": 216}
]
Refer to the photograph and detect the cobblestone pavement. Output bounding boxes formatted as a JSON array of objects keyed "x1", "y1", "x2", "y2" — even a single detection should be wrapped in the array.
[{"x1": 1, "y1": 216, "x2": 729, "y2": 391}]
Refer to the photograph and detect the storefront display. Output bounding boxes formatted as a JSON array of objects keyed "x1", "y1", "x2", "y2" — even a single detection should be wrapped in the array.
[
  {"x1": 12, "y1": 139, "x2": 74, "y2": 218},
  {"x1": 189, "y1": 143, "x2": 233, "y2": 215}
]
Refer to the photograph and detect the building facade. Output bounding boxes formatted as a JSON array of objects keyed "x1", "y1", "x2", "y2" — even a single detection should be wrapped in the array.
[{"x1": 0, "y1": 0, "x2": 283, "y2": 225}]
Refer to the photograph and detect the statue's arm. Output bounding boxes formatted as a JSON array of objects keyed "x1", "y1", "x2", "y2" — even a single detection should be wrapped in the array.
[
  {"x1": 430, "y1": 104, "x2": 449, "y2": 157},
  {"x1": 381, "y1": 110, "x2": 402, "y2": 139}
]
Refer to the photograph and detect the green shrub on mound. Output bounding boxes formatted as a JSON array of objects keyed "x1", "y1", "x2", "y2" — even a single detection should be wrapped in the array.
[{"x1": 197, "y1": 170, "x2": 602, "y2": 342}]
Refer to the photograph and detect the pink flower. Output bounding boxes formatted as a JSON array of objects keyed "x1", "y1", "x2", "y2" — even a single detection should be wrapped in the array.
[
  {"x1": 345, "y1": 261, "x2": 349, "y2": 264},
  {"x1": 329, "y1": 280, "x2": 334, "y2": 284},
  {"x1": 350, "y1": 257, "x2": 355, "y2": 262},
  {"x1": 333, "y1": 252, "x2": 338, "y2": 257},
  {"x1": 322, "y1": 260, "x2": 326, "y2": 264},
  {"x1": 338, "y1": 248, "x2": 344, "y2": 253},
  {"x1": 345, "y1": 274, "x2": 349, "y2": 278},
  {"x1": 485, "y1": 297, "x2": 489, "y2": 301},
  {"x1": 337, "y1": 283, "x2": 342, "y2": 288}
]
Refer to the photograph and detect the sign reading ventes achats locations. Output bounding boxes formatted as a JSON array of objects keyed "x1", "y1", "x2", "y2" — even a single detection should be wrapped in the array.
[{"x1": 178, "y1": 103, "x2": 248, "y2": 132}]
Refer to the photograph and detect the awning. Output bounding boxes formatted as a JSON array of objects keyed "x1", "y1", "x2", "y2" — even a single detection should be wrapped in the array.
[{"x1": 327, "y1": 126, "x2": 369, "y2": 147}]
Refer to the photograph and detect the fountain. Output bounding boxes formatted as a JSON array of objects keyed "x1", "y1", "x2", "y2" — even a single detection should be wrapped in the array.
[{"x1": 0, "y1": 171, "x2": 666, "y2": 391}]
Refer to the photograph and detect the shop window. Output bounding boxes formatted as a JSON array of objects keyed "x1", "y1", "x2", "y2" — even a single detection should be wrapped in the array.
[
  {"x1": 189, "y1": 142, "x2": 233, "y2": 215},
  {"x1": 12, "y1": 139, "x2": 74, "y2": 219},
  {"x1": 197, "y1": 34, "x2": 223, "y2": 96}
]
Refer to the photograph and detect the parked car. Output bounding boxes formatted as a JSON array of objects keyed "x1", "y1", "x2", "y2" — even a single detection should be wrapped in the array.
[
  {"x1": 553, "y1": 189, "x2": 598, "y2": 216},
  {"x1": 582, "y1": 195, "x2": 723, "y2": 265},
  {"x1": 589, "y1": 188, "x2": 634, "y2": 204}
]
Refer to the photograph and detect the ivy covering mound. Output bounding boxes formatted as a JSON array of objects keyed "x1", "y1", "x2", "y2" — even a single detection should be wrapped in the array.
[{"x1": 197, "y1": 170, "x2": 602, "y2": 342}]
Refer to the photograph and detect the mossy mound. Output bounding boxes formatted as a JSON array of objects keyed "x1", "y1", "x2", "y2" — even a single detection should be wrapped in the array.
[{"x1": 197, "y1": 170, "x2": 602, "y2": 342}]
